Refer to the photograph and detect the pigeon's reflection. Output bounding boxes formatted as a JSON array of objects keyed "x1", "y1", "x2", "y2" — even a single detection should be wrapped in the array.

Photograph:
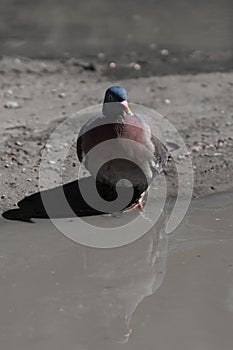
[
  {"x1": 2, "y1": 176, "x2": 171, "y2": 348},
  {"x1": 73, "y1": 219, "x2": 168, "y2": 347}
]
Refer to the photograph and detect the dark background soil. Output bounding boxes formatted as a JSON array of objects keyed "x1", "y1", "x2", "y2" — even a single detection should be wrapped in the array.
[{"x1": 0, "y1": 0, "x2": 233, "y2": 75}]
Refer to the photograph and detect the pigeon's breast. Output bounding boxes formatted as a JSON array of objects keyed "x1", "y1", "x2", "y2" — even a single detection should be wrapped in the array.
[
  {"x1": 81, "y1": 115, "x2": 154, "y2": 156},
  {"x1": 81, "y1": 117, "x2": 155, "y2": 187}
]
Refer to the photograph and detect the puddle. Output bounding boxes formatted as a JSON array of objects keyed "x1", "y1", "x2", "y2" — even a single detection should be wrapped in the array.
[{"x1": 0, "y1": 191, "x2": 233, "y2": 349}]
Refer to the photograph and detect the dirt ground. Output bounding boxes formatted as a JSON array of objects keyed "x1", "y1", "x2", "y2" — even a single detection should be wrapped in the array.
[{"x1": 0, "y1": 57, "x2": 233, "y2": 213}]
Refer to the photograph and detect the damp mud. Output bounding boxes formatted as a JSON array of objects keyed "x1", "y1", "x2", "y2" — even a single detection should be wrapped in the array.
[{"x1": 0, "y1": 191, "x2": 232, "y2": 349}]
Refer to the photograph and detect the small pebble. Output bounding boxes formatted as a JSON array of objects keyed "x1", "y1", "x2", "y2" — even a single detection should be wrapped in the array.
[
  {"x1": 205, "y1": 143, "x2": 214, "y2": 149},
  {"x1": 15, "y1": 141, "x2": 23, "y2": 146},
  {"x1": 58, "y1": 92, "x2": 66, "y2": 98},
  {"x1": 48, "y1": 160, "x2": 56, "y2": 165},
  {"x1": 4, "y1": 89, "x2": 13, "y2": 97},
  {"x1": 164, "y1": 98, "x2": 171, "y2": 104},
  {"x1": 4, "y1": 101, "x2": 20, "y2": 109},
  {"x1": 14, "y1": 58, "x2": 21, "y2": 64},
  {"x1": 133, "y1": 63, "x2": 141, "y2": 70},
  {"x1": 45, "y1": 144, "x2": 52, "y2": 150},
  {"x1": 109, "y1": 62, "x2": 116, "y2": 69},
  {"x1": 192, "y1": 145, "x2": 203, "y2": 152},
  {"x1": 161, "y1": 49, "x2": 169, "y2": 56}
]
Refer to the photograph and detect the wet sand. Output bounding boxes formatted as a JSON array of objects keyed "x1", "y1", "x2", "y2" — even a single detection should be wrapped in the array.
[{"x1": 0, "y1": 191, "x2": 232, "y2": 349}]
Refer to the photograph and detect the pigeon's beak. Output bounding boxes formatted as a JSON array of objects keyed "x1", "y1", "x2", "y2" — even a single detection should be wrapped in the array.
[{"x1": 121, "y1": 100, "x2": 132, "y2": 115}]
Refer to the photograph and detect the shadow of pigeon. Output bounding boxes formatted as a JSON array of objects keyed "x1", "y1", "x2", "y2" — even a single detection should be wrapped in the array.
[{"x1": 2, "y1": 176, "x2": 143, "y2": 222}]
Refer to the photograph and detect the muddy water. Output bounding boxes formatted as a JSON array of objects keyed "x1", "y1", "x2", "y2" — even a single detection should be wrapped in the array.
[{"x1": 0, "y1": 191, "x2": 232, "y2": 350}]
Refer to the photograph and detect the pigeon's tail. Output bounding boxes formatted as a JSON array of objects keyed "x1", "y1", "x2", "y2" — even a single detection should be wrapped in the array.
[{"x1": 166, "y1": 141, "x2": 180, "y2": 152}]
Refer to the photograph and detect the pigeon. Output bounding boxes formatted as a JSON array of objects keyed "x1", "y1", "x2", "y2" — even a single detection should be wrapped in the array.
[{"x1": 77, "y1": 86, "x2": 168, "y2": 212}]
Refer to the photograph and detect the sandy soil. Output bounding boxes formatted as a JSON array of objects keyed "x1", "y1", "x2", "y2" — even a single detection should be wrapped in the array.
[{"x1": 0, "y1": 57, "x2": 233, "y2": 213}]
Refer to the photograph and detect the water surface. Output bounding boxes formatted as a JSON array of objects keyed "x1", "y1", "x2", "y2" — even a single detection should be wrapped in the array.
[{"x1": 0, "y1": 191, "x2": 232, "y2": 349}]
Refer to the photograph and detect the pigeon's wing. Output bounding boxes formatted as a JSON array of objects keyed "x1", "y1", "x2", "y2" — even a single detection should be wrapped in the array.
[
  {"x1": 133, "y1": 113, "x2": 168, "y2": 174},
  {"x1": 150, "y1": 134, "x2": 168, "y2": 174},
  {"x1": 130, "y1": 113, "x2": 168, "y2": 175},
  {"x1": 77, "y1": 113, "x2": 106, "y2": 163}
]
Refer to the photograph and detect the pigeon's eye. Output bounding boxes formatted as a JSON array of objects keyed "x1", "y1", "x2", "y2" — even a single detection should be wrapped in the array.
[{"x1": 108, "y1": 94, "x2": 113, "y2": 101}]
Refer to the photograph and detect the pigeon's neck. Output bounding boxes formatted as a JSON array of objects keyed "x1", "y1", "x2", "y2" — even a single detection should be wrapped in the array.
[{"x1": 102, "y1": 102, "x2": 126, "y2": 119}]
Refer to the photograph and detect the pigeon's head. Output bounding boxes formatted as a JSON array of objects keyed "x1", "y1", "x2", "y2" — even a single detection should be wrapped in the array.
[
  {"x1": 104, "y1": 86, "x2": 127, "y2": 103},
  {"x1": 103, "y1": 86, "x2": 132, "y2": 117}
]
